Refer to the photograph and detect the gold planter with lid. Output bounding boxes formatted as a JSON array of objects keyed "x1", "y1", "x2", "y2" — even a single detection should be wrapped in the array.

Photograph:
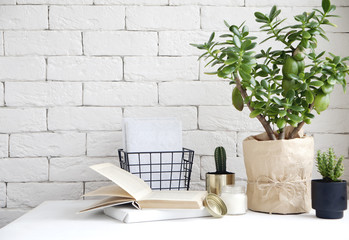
[{"x1": 206, "y1": 172, "x2": 235, "y2": 196}]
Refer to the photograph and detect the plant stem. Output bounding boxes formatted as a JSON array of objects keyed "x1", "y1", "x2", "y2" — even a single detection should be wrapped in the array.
[
  {"x1": 278, "y1": 128, "x2": 285, "y2": 139},
  {"x1": 234, "y1": 74, "x2": 277, "y2": 140},
  {"x1": 289, "y1": 102, "x2": 315, "y2": 139}
]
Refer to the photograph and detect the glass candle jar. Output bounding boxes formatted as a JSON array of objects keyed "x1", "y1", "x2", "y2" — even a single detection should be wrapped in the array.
[{"x1": 220, "y1": 185, "x2": 247, "y2": 215}]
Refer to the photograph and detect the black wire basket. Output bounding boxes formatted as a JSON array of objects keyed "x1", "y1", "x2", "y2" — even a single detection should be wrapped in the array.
[{"x1": 118, "y1": 148, "x2": 194, "y2": 191}]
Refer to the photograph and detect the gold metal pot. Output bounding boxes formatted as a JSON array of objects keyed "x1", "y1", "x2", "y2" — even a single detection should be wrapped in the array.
[{"x1": 206, "y1": 172, "x2": 235, "y2": 195}]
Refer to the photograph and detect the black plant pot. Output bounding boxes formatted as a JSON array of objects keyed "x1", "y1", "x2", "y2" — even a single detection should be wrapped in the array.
[{"x1": 311, "y1": 180, "x2": 347, "y2": 219}]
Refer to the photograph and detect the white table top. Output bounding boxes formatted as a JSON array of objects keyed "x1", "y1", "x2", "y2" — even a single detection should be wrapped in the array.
[{"x1": 0, "y1": 200, "x2": 348, "y2": 240}]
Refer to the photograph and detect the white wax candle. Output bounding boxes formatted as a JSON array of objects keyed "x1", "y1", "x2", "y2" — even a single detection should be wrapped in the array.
[{"x1": 220, "y1": 185, "x2": 247, "y2": 215}]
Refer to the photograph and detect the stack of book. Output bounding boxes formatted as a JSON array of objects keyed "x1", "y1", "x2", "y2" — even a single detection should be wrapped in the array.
[{"x1": 81, "y1": 163, "x2": 210, "y2": 223}]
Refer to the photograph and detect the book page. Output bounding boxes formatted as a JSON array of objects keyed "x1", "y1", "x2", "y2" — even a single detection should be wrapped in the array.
[
  {"x1": 84, "y1": 185, "x2": 133, "y2": 198},
  {"x1": 138, "y1": 191, "x2": 207, "y2": 209},
  {"x1": 79, "y1": 196, "x2": 135, "y2": 213},
  {"x1": 90, "y1": 163, "x2": 151, "y2": 200}
]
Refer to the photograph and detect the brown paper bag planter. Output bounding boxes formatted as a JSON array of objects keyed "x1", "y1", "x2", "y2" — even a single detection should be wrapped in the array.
[{"x1": 243, "y1": 131, "x2": 314, "y2": 214}]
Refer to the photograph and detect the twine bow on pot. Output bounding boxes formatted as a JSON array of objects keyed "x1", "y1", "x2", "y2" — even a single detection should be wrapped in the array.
[{"x1": 249, "y1": 175, "x2": 310, "y2": 213}]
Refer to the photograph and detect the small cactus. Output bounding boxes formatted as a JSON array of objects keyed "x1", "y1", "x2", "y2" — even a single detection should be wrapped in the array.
[
  {"x1": 214, "y1": 146, "x2": 227, "y2": 173},
  {"x1": 316, "y1": 148, "x2": 344, "y2": 182}
]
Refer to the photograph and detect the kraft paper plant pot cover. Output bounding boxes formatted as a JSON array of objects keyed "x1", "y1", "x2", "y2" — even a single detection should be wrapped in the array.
[{"x1": 243, "y1": 129, "x2": 313, "y2": 214}]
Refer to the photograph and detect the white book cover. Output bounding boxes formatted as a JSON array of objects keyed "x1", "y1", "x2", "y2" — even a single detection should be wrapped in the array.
[{"x1": 104, "y1": 205, "x2": 210, "y2": 223}]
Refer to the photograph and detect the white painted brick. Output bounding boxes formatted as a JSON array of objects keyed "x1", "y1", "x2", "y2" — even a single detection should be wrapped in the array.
[
  {"x1": 5, "y1": 82, "x2": 82, "y2": 107},
  {"x1": 0, "y1": 6, "x2": 47, "y2": 30},
  {"x1": 189, "y1": 155, "x2": 201, "y2": 182},
  {"x1": 343, "y1": 159, "x2": 349, "y2": 182},
  {"x1": 0, "y1": 158, "x2": 48, "y2": 182},
  {"x1": 201, "y1": 156, "x2": 246, "y2": 180},
  {"x1": 84, "y1": 181, "x2": 112, "y2": 199},
  {"x1": 0, "y1": 209, "x2": 28, "y2": 229},
  {"x1": 0, "y1": 57, "x2": 46, "y2": 81},
  {"x1": 17, "y1": 0, "x2": 92, "y2": 4},
  {"x1": 124, "y1": 57, "x2": 198, "y2": 81},
  {"x1": 246, "y1": 0, "x2": 349, "y2": 7},
  {"x1": 0, "y1": 182, "x2": 5, "y2": 207},
  {"x1": 0, "y1": 108, "x2": 46, "y2": 133},
  {"x1": 183, "y1": 130, "x2": 236, "y2": 157},
  {"x1": 189, "y1": 181, "x2": 205, "y2": 191},
  {"x1": 312, "y1": 164, "x2": 323, "y2": 180},
  {"x1": 4, "y1": 31, "x2": 82, "y2": 56},
  {"x1": 84, "y1": 31, "x2": 157, "y2": 56},
  {"x1": 159, "y1": 82, "x2": 232, "y2": 105},
  {"x1": 280, "y1": 7, "x2": 349, "y2": 33},
  {"x1": 199, "y1": 106, "x2": 264, "y2": 132},
  {"x1": 10, "y1": 132, "x2": 86, "y2": 157},
  {"x1": 50, "y1": 6, "x2": 125, "y2": 30},
  {"x1": 201, "y1": 7, "x2": 258, "y2": 31},
  {"x1": 126, "y1": 6, "x2": 200, "y2": 30},
  {"x1": 170, "y1": 0, "x2": 243, "y2": 6},
  {"x1": 50, "y1": 157, "x2": 118, "y2": 181},
  {"x1": 159, "y1": 31, "x2": 210, "y2": 56},
  {"x1": 202, "y1": 7, "x2": 349, "y2": 33},
  {"x1": 236, "y1": 131, "x2": 261, "y2": 157},
  {"x1": 84, "y1": 82, "x2": 158, "y2": 106},
  {"x1": 0, "y1": 134, "x2": 8, "y2": 158},
  {"x1": 124, "y1": 107, "x2": 198, "y2": 130},
  {"x1": 313, "y1": 134, "x2": 349, "y2": 158},
  {"x1": 329, "y1": 84, "x2": 349, "y2": 109},
  {"x1": 318, "y1": 33, "x2": 349, "y2": 58},
  {"x1": 0, "y1": 0, "x2": 15, "y2": 4},
  {"x1": 0, "y1": 32, "x2": 3, "y2": 55},
  {"x1": 87, "y1": 131, "x2": 122, "y2": 157},
  {"x1": 94, "y1": 0, "x2": 167, "y2": 5},
  {"x1": 85, "y1": 181, "x2": 113, "y2": 193},
  {"x1": 7, "y1": 182, "x2": 83, "y2": 208},
  {"x1": 48, "y1": 107, "x2": 122, "y2": 131},
  {"x1": 47, "y1": 57, "x2": 122, "y2": 81},
  {"x1": 0, "y1": 83, "x2": 3, "y2": 106},
  {"x1": 304, "y1": 109, "x2": 349, "y2": 133}
]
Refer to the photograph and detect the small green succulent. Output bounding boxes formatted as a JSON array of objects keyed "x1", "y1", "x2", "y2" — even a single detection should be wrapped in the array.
[{"x1": 316, "y1": 148, "x2": 344, "y2": 182}]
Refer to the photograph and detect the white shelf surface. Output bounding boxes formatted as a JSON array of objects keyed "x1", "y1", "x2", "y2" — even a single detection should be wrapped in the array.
[{"x1": 0, "y1": 200, "x2": 348, "y2": 240}]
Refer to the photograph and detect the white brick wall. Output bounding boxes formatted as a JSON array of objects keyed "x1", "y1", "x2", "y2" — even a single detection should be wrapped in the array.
[
  {"x1": 0, "y1": 6, "x2": 48, "y2": 30},
  {"x1": 0, "y1": 0, "x2": 348, "y2": 229},
  {"x1": 0, "y1": 135, "x2": 8, "y2": 158},
  {"x1": 4, "y1": 31, "x2": 82, "y2": 56},
  {"x1": 10, "y1": 132, "x2": 86, "y2": 157},
  {"x1": 47, "y1": 57, "x2": 123, "y2": 81},
  {"x1": 0, "y1": 182, "x2": 5, "y2": 207},
  {"x1": 0, "y1": 83, "x2": 3, "y2": 105},
  {"x1": 87, "y1": 131, "x2": 122, "y2": 157},
  {"x1": 7, "y1": 182, "x2": 83, "y2": 208},
  {"x1": 159, "y1": 82, "x2": 232, "y2": 105},
  {"x1": 0, "y1": 158, "x2": 48, "y2": 182},
  {"x1": 126, "y1": 7, "x2": 200, "y2": 30},
  {"x1": 0, "y1": 108, "x2": 46, "y2": 133},
  {"x1": 49, "y1": 6, "x2": 125, "y2": 30},
  {"x1": 0, "y1": 57, "x2": 46, "y2": 81},
  {"x1": 124, "y1": 57, "x2": 199, "y2": 81},
  {"x1": 84, "y1": 32, "x2": 158, "y2": 56},
  {"x1": 48, "y1": 107, "x2": 122, "y2": 131},
  {"x1": 50, "y1": 157, "x2": 117, "y2": 181},
  {"x1": 84, "y1": 82, "x2": 158, "y2": 106},
  {"x1": 5, "y1": 82, "x2": 82, "y2": 106}
]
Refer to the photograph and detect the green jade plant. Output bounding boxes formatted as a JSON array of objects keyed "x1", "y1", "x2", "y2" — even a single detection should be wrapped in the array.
[
  {"x1": 214, "y1": 146, "x2": 228, "y2": 173},
  {"x1": 192, "y1": 0, "x2": 348, "y2": 140},
  {"x1": 316, "y1": 148, "x2": 344, "y2": 182}
]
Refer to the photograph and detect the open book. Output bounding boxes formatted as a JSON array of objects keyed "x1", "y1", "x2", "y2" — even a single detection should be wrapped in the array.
[{"x1": 80, "y1": 163, "x2": 207, "y2": 212}]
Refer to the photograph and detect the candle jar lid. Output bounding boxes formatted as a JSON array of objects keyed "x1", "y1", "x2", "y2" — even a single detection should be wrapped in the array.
[
  {"x1": 221, "y1": 185, "x2": 245, "y2": 194},
  {"x1": 204, "y1": 193, "x2": 227, "y2": 218}
]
